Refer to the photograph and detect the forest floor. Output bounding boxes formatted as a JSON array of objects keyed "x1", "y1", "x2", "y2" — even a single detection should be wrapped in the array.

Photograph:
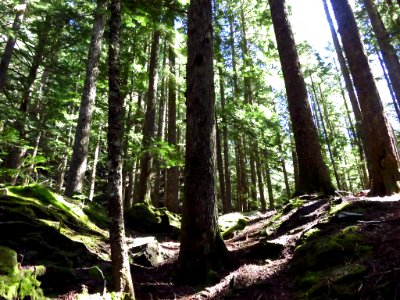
[
  {"x1": 132, "y1": 194, "x2": 400, "y2": 300},
  {"x1": 1, "y1": 186, "x2": 400, "y2": 299}
]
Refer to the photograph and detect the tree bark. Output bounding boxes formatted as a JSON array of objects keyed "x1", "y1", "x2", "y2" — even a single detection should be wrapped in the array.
[
  {"x1": 134, "y1": 29, "x2": 161, "y2": 204},
  {"x1": 165, "y1": 39, "x2": 180, "y2": 212},
  {"x1": 263, "y1": 149, "x2": 274, "y2": 210},
  {"x1": 310, "y1": 76, "x2": 341, "y2": 190},
  {"x1": 269, "y1": 0, "x2": 335, "y2": 195},
  {"x1": 177, "y1": 0, "x2": 229, "y2": 284},
  {"x1": 363, "y1": 0, "x2": 400, "y2": 109},
  {"x1": 255, "y1": 148, "x2": 267, "y2": 212},
  {"x1": 152, "y1": 41, "x2": 167, "y2": 207},
  {"x1": 330, "y1": 0, "x2": 400, "y2": 196},
  {"x1": 0, "y1": 0, "x2": 28, "y2": 90},
  {"x1": 107, "y1": 0, "x2": 135, "y2": 296},
  {"x1": 65, "y1": 0, "x2": 107, "y2": 197},
  {"x1": 88, "y1": 129, "x2": 101, "y2": 202}
]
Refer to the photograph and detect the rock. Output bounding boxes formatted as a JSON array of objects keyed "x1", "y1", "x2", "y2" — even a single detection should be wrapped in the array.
[
  {"x1": 128, "y1": 237, "x2": 165, "y2": 267},
  {"x1": 125, "y1": 203, "x2": 181, "y2": 236}
]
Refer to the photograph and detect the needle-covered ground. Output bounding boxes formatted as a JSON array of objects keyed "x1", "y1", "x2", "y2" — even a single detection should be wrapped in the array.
[{"x1": 1, "y1": 185, "x2": 400, "y2": 299}]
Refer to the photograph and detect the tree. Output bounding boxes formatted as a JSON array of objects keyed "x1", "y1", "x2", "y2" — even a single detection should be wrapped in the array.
[
  {"x1": 0, "y1": 0, "x2": 28, "y2": 91},
  {"x1": 362, "y1": 0, "x2": 400, "y2": 109},
  {"x1": 165, "y1": 20, "x2": 180, "y2": 213},
  {"x1": 177, "y1": 0, "x2": 229, "y2": 283},
  {"x1": 330, "y1": 0, "x2": 400, "y2": 196},
  {"x1": 268, "y1": 0, "x2": 335, "y2": 195},
  {"x1": 107, "y1": 0, "x2": 135, "y2": 296},
  {"x1": 65, "y1": 0, "x2": 107, "y2": 197},
  {"x1": 134, "y1": 29, "x2": 161, "y2": 204}
]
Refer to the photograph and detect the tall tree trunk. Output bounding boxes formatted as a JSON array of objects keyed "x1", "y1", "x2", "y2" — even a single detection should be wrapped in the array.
[
  {"x1": 332, "y1": 60, "x2": 369, "y2": 189},
  {"x1": 165, "y1": 40, "x2": 180, "y2": 212},
  {"x1": 65, "y1": 0, "x2": 107, "y2": 197},
  {"x1": 330, "y1": 0, "x2": 400, "y2": 196},
  {"x1": 214, "y1": 11, "x2": 232, "y2": 213},
  {"x1": 134, "y1": 30, "x2": 161, "y2": 204},
  {"x1": 375, "y1": 43, "x2": 400, "y2": 123},
  {"x1": 3, "y1": 26, "x2": 48, "y2": 184},
  {"x1": 310, "y1": 76, "x2": 341, "y2": 190},
  {"x1": 269, "y1": 0, "x2": 335, "y2": 195},
  {"x1": 0, "y1": 0, "x2": 28, "y2": 90},
  {"x1": 322, "y1": 0, "x2": 363, "y2": 128},
  {"x1": 220, "y1": 72, "x2": 232, "y2": 213},
  {"x1": 107, "y1": 0, "x2": 135, "y2": 296},
  {"x1": 56, "y1": 107, "x2": 75, "y2": 192},
  {"x1": 88, "y1": 129, "x2": 101, "y2": 202},
  {"x1": 255, "y1": 149, "x2": 267, "y2": 212},
  {"x1": 216, "y1": 120, "x2": 227, "y2": 212},
  {"x1": 363, "y1": 0, "x2": 400, "y2": 108},
  {"x1": 152, "y1": 41, "x2": 167, "y2": 207},
  {"x1": 177, "y1": 0, "x2": 229, "y2": 284},
  {"x1": 263, "y1": 149, "x2": 274, "y2": 210}
]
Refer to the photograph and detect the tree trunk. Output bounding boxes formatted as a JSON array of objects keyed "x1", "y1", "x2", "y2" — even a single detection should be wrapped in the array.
[
  {"x1": 255, "y1": 148, "x2": 267, "y2": 212},
  {"x1": 177, "y1": 0, "x2": 229, "y2": 284},
  {"x1": 56, "y1": 107, "x2": 75, "y2": 192},
  {"x1": 165, "y1": 39, "x2": 180, "y2": 212},
  {"x1": 330, "y1": 0, "x2": 400, "y2": 196},
  {"x1": 269, "y1": 0, "x2": 335, "y2": 195},
  {"x1": 88, "y1": 129, "x2": 101, "y2": 202},
  {"x1": 65, "y1": 0, "x2": 107, "y2": 197},
  {"x1": 0, "y1": 0, "x2": 28, "y2": 90},
  {"x1": 107, "y1": 0, "x2": 135, "y2": 296},
  {"x1": 263, "y1": 149, "x2": 274, "y2": 210},
  {"x1": 375, "y1": 43, "x2": 400, "y2": 123},
  {"x1": 134, "y1": 29, "x2": 161, "y2": 204},
  {"x1": 216, "y1": 120, "x2": 227, "y2": 212},
  {"x1": 363, "y1": 0, "x2": 400, "y2": 108},
  {"x1": 3, "y1": 25, "x2": 49, "y2": 184},
  {"x1": 152, "y1": 41, "x2": 167, "y2": 207},
  {"x1": 310, "y1": 76, "x2": 341, "y2": 190},
  {"x1": 215, "y1": 17, "x2": 232, "y2": 213}
]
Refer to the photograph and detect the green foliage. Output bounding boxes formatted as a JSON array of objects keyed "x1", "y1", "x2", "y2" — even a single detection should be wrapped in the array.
[{"x1": 0, "y1": 246, "x2": 45, "y2": 300}]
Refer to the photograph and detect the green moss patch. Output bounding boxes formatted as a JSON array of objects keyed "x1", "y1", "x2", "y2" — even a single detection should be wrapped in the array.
[
  {"x1": 219, "y1": 213, "x2": 249, "y2": 240},
  {"x1": 0, "y1": 246, "x2": 45, "y2": 299}
]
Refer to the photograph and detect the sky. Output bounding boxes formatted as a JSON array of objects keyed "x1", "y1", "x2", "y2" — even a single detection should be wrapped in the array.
[{"x1": 287, "y1": 0, "x2": 397, "y2": 123}]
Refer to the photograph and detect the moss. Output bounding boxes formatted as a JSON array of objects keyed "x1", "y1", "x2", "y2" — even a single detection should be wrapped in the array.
[
  {"x1": 3, "y1": 184, "x2": 107, "y2": 237},
  {"x1": 0, "y1": 246, "x2": 45, "y2": 300},
  {"x1": 39, "y1": 219, "x2": 110, "y2": 261},
  {"x1": 0, "y1": 246, "x2": 18, "y2": 275},
  {"x1": 219, "y1": 213, "x2": 248, "y2": 239},
  {"x1": 298, "y1": 264, "x2": 369, "y2": 299},
  {"x1": 125, "y1": 203, "x2": 181, "y2": 235},
  {"x1": 294, "y1": 225, "x2": 372, "y2": 270},
  {"x1": 261, "y1": 212, "x2": 283, "y2": 236},
  {"x1": 329, "y1": 201, "x2": 351, "y2": 215}
]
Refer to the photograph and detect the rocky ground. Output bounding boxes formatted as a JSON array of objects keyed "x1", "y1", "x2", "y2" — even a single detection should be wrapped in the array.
[{"x1": 1, "y1": 185, "x2": 400, "y2": 299}]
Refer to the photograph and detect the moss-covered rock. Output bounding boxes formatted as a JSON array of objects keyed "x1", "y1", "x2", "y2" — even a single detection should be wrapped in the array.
[
  {"x1": 219, "y1": 213, "x2": 248, "y2": 240},
  {"x1": 125, "y1": 202, "x2": 181, "y2": 236},
  {"x1": 0, "y1": 185, "x2": 111, "y2": 297}
]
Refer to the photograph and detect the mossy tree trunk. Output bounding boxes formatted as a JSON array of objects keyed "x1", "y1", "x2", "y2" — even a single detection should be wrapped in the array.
[
  {"x1": 330, "y1": 0, "x2": 400, "y2": 196},
  {"x1": 107, "y1": 0, "x2": 135, "y2": 296},
  {"x1": 177, "y1": 0, "x2": 229, "y2": 284},
  {"x1": 269, "y1": 0, "x2": 335, "y2": 195}
]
